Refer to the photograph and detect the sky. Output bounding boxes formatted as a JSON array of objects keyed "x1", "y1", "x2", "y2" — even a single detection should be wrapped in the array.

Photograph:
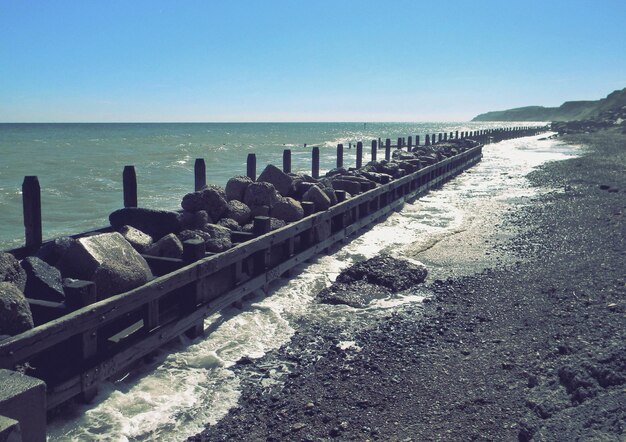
[{"x1": 1, "y1": 0, "x2": 625, "y2": 122}]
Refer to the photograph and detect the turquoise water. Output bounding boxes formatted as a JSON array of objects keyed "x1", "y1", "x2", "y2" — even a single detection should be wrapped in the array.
[{"x1": 0, "y1": 122, "x2": 538, "y2": 249}]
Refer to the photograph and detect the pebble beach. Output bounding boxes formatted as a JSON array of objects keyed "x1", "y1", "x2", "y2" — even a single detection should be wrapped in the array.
[{"x1": 188, "y1": 128, "x2": 626, "y2": 441}]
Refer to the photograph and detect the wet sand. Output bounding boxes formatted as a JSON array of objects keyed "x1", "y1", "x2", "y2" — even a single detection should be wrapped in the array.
[{"x1": 188, "y1": 128, "x2": 626, "y2": 441}]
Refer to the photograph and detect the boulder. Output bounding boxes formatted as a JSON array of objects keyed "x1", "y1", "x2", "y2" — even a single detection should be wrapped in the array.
[
  {"x1": 217, "y1": 218, "x2": 241, "y2": 231},
  {"x1": 317, "y1": 280, "x2": 391, "y2": 308},
  {"x1": 225, "y1": 175, "x2": 253, "y2": 202},
  {"x1": 201, "y1": 224, "x2": 232, "y2": 253},
  {"x1": 181, "y1": 187, "x2": 228, "y2": 221},
  {"x1": 109, "y1": 207, "x2": 182, "y2": 240},
  {"x1": 269, "y1": 218, "x2": 286, "y2": 231},
  {"x1": 119, "y1": 225, "x2": 153, "y2": 253},
  {"x1": 224, "y1": 200, "x2": 251, "y2": 225},
  {"x1": 0, "y1": 253, "x2": 27, "y2": 292},
  {"x1": 144, "y1": 233, "x2": 184, "y2": 259},
  {"x1": 243, "y1": 182, "x2": 280, "y2": 208},
  {"x1": 336, "y1": 254, "x2": 427, "y2": 292},
  {"x1": 36, "y1": 237, "x2": 74, "y2": 267},
  {"x1": 57, "y1": 232, "x2": 153, "y2": 300},
  {"x1": 322, "y1": 186, "x2": 338, "y2": 206},
  {"x1": 271, "y1": 197, "x2": 304, "y2": 223},
  {"x1": 292, "y1": 181, "x2": 318, "y2": 200},
  {"x1": 325, "y1": 167, "x2": 348, "y2": 178},
  {"x1": 303, "y1": 186, "x2": 331, "y2": 211},
  {"x1": 180, "y1": 210, "x2": 211, "y2": 231},
  {"x1": 178, "y1": 229, "x2": 211, "y2": 243},
  {"x1": 332, "y1": 179, "x2": 361, "y2": 195},
  {"x1": 0, "y1": 282, "x2": 34, "y2": 335},
  {"x1": 258, "y1": 164, "x2": 294, "y2": 196},
  {"x1": 21, "y1": 256, "x2": 64, "y2": 302}
]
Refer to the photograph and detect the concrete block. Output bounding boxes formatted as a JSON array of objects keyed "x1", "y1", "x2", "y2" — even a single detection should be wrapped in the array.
[{"x1": 0, "y1": 370, "x2": 46, "y2": 442}]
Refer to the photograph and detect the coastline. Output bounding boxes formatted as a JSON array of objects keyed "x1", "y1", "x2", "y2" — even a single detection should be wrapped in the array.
[{"x1": 188, "y1": 128, "x2": 626, "y2": 441}]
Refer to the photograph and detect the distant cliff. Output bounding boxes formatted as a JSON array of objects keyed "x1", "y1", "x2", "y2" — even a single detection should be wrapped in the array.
[{"x1": 472, "y1": 88, "x2": 626, "y2": 122}]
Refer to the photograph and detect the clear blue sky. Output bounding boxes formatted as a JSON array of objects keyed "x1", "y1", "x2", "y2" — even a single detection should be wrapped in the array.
[{"x1": 1, "y1": 0, "x2": 625, "y2": 122}]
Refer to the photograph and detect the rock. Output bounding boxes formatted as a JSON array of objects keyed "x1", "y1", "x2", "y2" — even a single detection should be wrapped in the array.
[
  {"x1": 243, "y1": 182, "x2": 280, "y2": 208},
  {"x1": 109, "y1": 207, "x2": 182, "y2": 240},
  {"x1": 0, "y1": 282, "x2": 34, "y2": 335},
  {"x1": 36, "y1": 237, "x2": 74, "y2": 267},
  {"x1": 269, "y1": 218, "x2": 286, "y2": 231},
  {"x1": 21, "y1": 256, "x2": 64, "y2": 302},
  {"x1": 258, "y1": 164, "x2": 294, "y2": 197},
  {"x1": 3, "y1": 278, "x2": 32, "y2": 322},
  {"x1": 332, "y1": 179, "x2": 361, "y2": 195},
  {"x1": 271, "y1": 197, "x2": 304, "y2": 222},
  {"x1": 57, "y1": 232, "x2": 153, "y2": 300},
  {"x1": 119, "y1": 225, "x2": 153, "y2": 253},
  {"x1": 0, "y1": 253, "x2": 27, "y2": 292},
  {"x1": 292, "y1": 181, "x2": 318, "y2": 200},
  {"x1": 217, "y1": 218, "x2": 241, "y2": 231},
  {"x1": 178, "y1": 229, "x2": 211, "y2": 243},
  {"x1": 303, "y1": 185, "x2": 331, "y2": 211},
  {"x1": 335, "y1": 254, "x2": 428, "y2": 292},
  {"x1": 322, "y1": 186, "x2": 338, "y2": 206},
  {"x1": 201, "y1": 224, "x2": 233, "y2": 253},
  {"x1": 318, "y1": 280, "x2": 391, "y2": 308},
  {"x1": 181, "y1": 187, "x2": 228, "y2": 221},
  {"x1": 180, "y1": 210, "x2": 211, "y2": 230},
  {"x1": 144, "y1": 233, "x2": 184, "y2": 259},
  {"x1": 225, "y1": 175, "x2": 253, "y2": 202},
  {"x1": 224, "y1": 200, "x2": 252, "y2": 225},
  {"x1": 325, "y1": 167, "x2": 348, "y2": 177}
]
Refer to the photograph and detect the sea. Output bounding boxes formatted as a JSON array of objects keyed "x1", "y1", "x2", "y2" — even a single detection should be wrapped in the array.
[
  {"x1": 2, "y1": 122, "x2": 540, "y2": 250},
  {"x1": 0, "y1": 122, "x2": 579, "y2": 441}
]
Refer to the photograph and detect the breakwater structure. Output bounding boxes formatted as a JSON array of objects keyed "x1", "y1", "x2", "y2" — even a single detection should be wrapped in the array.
[{"x1": 0, "y1": 126, "x2": 546, "y2": 441}]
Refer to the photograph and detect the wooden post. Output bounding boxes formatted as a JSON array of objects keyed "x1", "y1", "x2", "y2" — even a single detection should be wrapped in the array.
[
  {"x1": 397, "y1": 137, "x2": 402, "y2": 149},
  {"x1": 371, "y1": 140, "x2": 377, "y2": 161},
  {"x1": 123, "y1": 165, "x2": 137, "y2": 208},
  {"x1": 302, "y1": 201, "x2": 315, "y2": 216},
  {"x1": 65, "y1": 280, "x2": 98, "y2": 402},
  {"x1": 356, "y1": 142, "x2": 363, "y2": 169},
  {"x1": 283, "y1": 149, "x2": 291, "y2": 174},
  {"x1": 407, "y1": 136, "x2": 412, "y2": 150},
  {"x1": 22, "y1": 176, "x2": 42, "y2": 250},
  {"x1": 425, "y1": 134, "x2": 431, "y2": 146},
  {"x1": 194, "y1": 158, "x2": 206, "y2": 191},
  {"x1": 455, "y1": 130, "x2": 459, "y2": 139},
  {"x1": 438, "y1": 133, "x2": 443, "y2": 143},
  {"x1": 385, "y1": 138, "x2": 391, "y2": 160},
  {"x1": 182, "y1": 239, "x2": 206, "y2": 338},
  {"x1": 247, "y1": 153, "x2": 256, "y2": 181},
  {"x1": 444, "y1": 133, "x2": 448, "y2": 141},
  {"x1": 312, "y1": 146, "x2": 320, "y2": 179},
  {"x1": 337, "y1": 143, "x2": 344, "y2": 168},
  {"x1": 415, "y1": 135, "x2": 420, "y2": 147}
]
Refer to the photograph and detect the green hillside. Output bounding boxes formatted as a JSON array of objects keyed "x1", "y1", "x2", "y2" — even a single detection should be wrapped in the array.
[{"x1": 472, "y1": 88, "x2": 626, "y2": 122}]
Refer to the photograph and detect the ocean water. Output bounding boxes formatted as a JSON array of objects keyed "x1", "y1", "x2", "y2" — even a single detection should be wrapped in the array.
[
  {"x1": 43, "y1": 130, "x2": 581, "y2": 441},
  {"x1": 1, "y1": 122, "x2": 543, "y2": 250}
]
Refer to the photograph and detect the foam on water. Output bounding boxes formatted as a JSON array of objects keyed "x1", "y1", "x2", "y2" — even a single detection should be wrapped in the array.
[{"x1": 45, "y1": 133, "x2": 579, "y2": 441}]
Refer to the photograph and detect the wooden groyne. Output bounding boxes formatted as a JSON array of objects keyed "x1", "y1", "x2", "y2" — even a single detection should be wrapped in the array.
[{"x1": 0, "y1": 126, "x2": 546, "y2": 441}]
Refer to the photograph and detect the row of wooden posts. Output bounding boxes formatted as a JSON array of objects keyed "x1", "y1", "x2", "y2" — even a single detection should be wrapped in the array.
[{"x1": 16, "y1": 125, "x2": 542, "y2": 255}]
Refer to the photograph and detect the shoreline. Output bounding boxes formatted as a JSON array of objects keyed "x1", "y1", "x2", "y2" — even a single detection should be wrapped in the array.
[{"x1": 188, "y1": 128, "x2": 626, "y2": 441}]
